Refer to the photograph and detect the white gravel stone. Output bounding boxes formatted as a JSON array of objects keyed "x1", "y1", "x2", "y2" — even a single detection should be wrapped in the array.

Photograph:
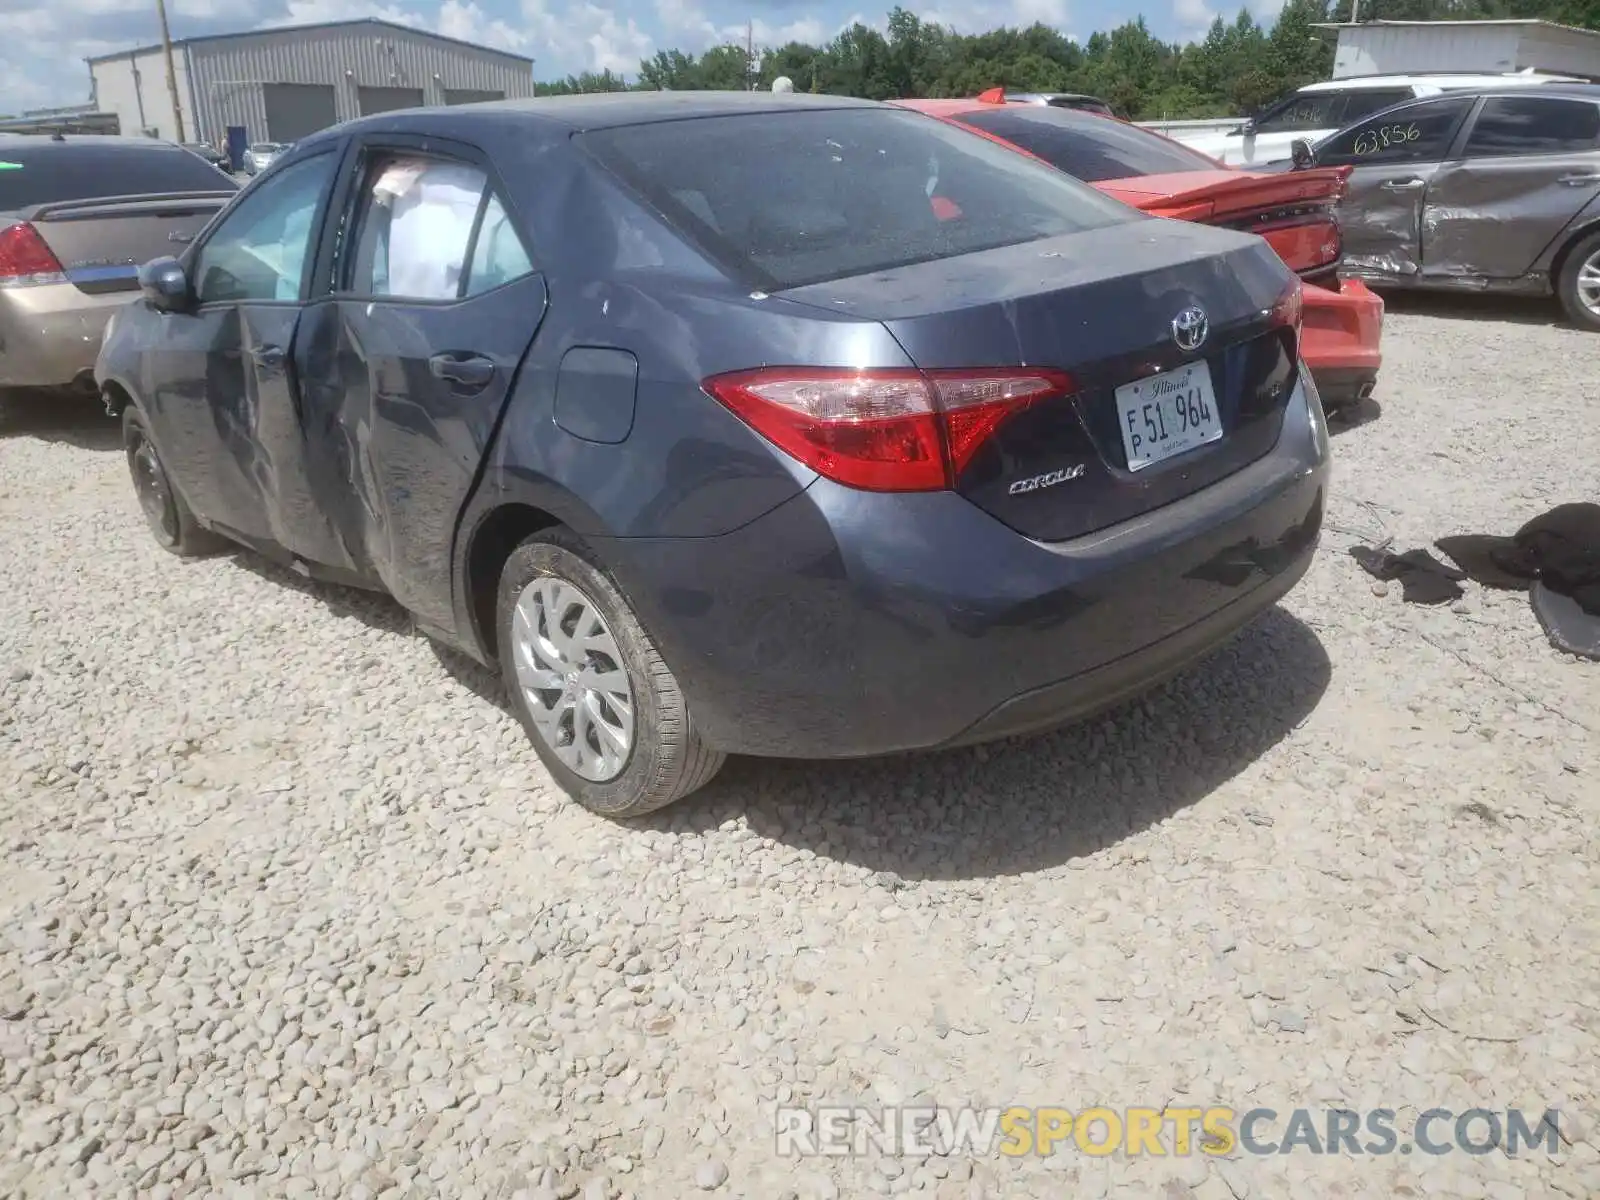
[{"x1": 3, "y1": 307, "x2": 1599, "y2": 1199}]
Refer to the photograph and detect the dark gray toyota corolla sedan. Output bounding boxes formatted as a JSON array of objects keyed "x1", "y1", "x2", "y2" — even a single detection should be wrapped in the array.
[{"x1": 96, "y1": 91, "x2": 1330, "y2": 818}]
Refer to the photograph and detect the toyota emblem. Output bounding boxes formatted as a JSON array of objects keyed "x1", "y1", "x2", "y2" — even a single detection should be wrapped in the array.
[{"x1": 1171, "y1": 306, "x2": 1209, "y2": 353}]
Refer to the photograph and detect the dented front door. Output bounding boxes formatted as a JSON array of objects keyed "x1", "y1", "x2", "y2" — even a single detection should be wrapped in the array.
[
  {"x1": 1317, "y1": 95, "x2": 1475, "y2": 282},
  {"x1": 1338, "y1": 161, "x2": 1438, "y2": 279}
]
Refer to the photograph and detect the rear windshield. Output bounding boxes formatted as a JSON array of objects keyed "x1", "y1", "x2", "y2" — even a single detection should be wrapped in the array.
[
  {"x1": 579, "y1": 106, "x2": 1138, "y2": 291},
  {"x1": 0, "y1": 142, "x2": 236, "y2": 210},
  {"x1": 959, "y1": 108, "x2": 1221, "y2": 183}
]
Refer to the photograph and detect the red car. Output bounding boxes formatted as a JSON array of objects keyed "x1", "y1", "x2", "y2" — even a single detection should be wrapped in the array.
[{"x1": 893, "y1": 95, "x2": 1384, "y2": 411}]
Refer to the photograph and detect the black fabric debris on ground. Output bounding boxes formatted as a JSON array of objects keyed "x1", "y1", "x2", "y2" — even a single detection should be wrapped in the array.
[
  {"x1": 1349, "y1": 503, "x2": 1600, "y2": 660},
  {"x1": 1348, "y1": 546, "x2": 1465, "y2": 606}
]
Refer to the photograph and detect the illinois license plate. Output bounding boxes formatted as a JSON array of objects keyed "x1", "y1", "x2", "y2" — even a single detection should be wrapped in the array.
[{"x1": 1115, "y1": 362, "x2": 1222, "y2": 472}]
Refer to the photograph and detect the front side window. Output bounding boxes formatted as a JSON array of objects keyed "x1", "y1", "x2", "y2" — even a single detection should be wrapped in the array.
[
  {"x1": 580, "y1": 107, "x2": 1138, "y2": 291},
  {"x1": 1463, "y1": 96, "x2": 1600, "y2": 158},
  {"x1": 959, "y1": 107, "x2": 1219, "y2": 182},
  {"x1": 1316, "y1": 97, "x2": 1474, "y2": 166},
  {"x1": 194, "y1": 152, "x2": 334, "y2": 304}
]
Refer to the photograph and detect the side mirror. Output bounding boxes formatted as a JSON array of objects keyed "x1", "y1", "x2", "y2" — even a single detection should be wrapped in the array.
[
  {"x1": 139, "y1": 257, "x2": 190, "y2": 312},
  {"x1": 1290, "y1": 138, "x2": 1315, "y2": 169}
]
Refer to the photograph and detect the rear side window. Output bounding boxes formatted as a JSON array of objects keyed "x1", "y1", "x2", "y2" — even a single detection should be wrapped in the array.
[
  {"x1": 465, "y1": 193, "x2": 534, "y2": 296},
  {"x1": 344, "y1": 153, "x2": 534, "y2": 300},
  {"x1": 579, "y1": 107, "x2": 1137, "y2": 291},
  {"x1": 959, "y1": 107, "x2": 1219, "y2": 182},
  {"x1": 1463, "y1": 96, "x2": 1600, "y2": 157},
  {"x1": 0, "y1": 143, "x2": 234, "y2": 210}
]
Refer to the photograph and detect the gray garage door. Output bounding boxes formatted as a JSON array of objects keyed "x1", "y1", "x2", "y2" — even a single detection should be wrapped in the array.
[
  {"x1": 445, "y1": 89, "x2": 505, "y2": 106},
  {"x1": 358, "y1": 87, "x2": 426, "y2": 117},
  {"x1": 262, "y1": 83, "x2": 337, "y2": 143}
]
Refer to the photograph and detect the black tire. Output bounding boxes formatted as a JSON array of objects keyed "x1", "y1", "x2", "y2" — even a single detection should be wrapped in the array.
[
  {"x1": 496, "y1": 528, "x2": 725, "y2": 818},
  {"x1": 122, "y1": 405, "x2": 226, "y2": 556},
  {"x1": 1556, "y1": 229, "x2": 1600, "y2": 332}
]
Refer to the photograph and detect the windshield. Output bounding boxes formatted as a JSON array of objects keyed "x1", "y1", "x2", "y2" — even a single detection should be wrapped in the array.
[
  {"x1": 958, "y1": 107, "x2": 1221, "y2": 183},
  {"x1": 0, "y1": 143, "x2": 236, "y2": 210},
  {"x1": 579, "y1": 106, "x2": 1138, "y2": 291}
]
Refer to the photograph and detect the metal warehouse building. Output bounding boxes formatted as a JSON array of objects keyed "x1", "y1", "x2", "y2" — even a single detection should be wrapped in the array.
[
  {"x1": 1316, "y1": 19, "x2": 1600, "y2": 82},
  {"x1": 86, "y1": 18, "x2": 534, "y2": 146}
]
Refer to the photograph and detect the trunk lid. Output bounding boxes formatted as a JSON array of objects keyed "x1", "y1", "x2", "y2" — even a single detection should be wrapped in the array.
[
  {"x1": 1099, "y1": 167, "x2": 1351, "y2": 279},
  {"x1": 781, "y1": 218, "x2": 1301, "y2": 542},
  {"x1": 23, "y1": 193, "x2": 232, "y2": 295}
]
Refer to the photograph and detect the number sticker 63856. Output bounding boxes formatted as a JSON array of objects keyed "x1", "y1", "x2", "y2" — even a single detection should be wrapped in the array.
[{"x1": 1352, "y1": 123, "x2": 1421, "y2": 156}]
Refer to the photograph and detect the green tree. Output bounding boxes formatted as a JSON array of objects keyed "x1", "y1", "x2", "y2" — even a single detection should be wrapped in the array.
[
  {"x1": 561, "y1": 3, "x2": 1600, "y2": 118},
  {"x1": 1269, "y1": 0, "x2": 1334, "y2": 92},
  {"x1": 636, "y1": 50, "x2": 702, "y2": 90}
]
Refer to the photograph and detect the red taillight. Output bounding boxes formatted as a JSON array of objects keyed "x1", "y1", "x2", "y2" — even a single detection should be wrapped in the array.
[
  {"x1": 0, "y1": 222, "x2": 65, "y2": 287},
  {"x1": 1271, "y1": 280, "x2": 1305, "y2": 352},
  {"x1": 1261, "y1": 216, "x2": 1342, "y2": 275},
  {"x1": 975, "y1": 87, "x2": 1007, "y2": 104},
  {"x1": 702, "y1": 367, "x2": 1075, "y2": 493}
]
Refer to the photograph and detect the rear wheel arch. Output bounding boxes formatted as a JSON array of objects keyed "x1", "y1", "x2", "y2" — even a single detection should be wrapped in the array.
[
  {"x1": 1552, "y1": 223, "x2": 1600, "y2": 330},
  {"x1": 1549, "y1": 217, "x2": 1600, "y2": 291},
  {"x1": 494, "y1": 526, "x2": 725, "y2": 817},
  {"x1": 464, "y1": 502, "x2": 564, "y2": 660},
  {"x1": 101, "y1": 379, "x2": 136, "y2": 417}
]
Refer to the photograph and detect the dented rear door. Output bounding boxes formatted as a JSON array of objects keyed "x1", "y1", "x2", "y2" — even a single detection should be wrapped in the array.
[
  {"x1": 293, "y1": 136, "x2": 547, "y2": 631},
  {"x1": 1419, "y1": 95, "x2": 1600, "y2": 282}
]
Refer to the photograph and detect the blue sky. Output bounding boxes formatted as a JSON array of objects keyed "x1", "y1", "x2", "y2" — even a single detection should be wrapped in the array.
[{"x1": 0, "y1": 0, "x2": 1278, "y2": 115}]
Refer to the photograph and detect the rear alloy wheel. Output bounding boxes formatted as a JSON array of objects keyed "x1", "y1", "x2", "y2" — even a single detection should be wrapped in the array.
[
  {"x1": 496, "y1": 529, "x2": 724, "y2": 818},
  {"x1": 121, "y1": 405, "x2": 225, "y2": 556},
  {"x1": 1556, "y1": 230, "x2": 1600, "y2": 332}
]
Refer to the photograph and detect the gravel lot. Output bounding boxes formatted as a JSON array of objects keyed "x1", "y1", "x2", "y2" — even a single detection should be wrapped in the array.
[{"x1": 2, "y1": 295, "x2": 1598, "y2": 1200}]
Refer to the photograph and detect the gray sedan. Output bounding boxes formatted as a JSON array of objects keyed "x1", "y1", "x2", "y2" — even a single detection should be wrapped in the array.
[
  {"x1": 1302, "y1": 83, "x2": 1600, "y2": 330},
  {"x1": 242, "y1": 142, "x2": 286, "y2": 176}
]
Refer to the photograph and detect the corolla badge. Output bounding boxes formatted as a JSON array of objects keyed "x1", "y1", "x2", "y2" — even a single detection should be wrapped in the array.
[
  {"x1": 1171, "y1": 306, "x2": 1209, "y2": 353},
  {"x1": 1008, "y1": 463, "x2": 1085, "y2": 495}
]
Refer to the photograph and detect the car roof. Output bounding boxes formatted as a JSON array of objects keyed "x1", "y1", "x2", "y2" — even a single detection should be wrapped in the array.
[
  {"x1": 1300, "y1": 71, "x2": 1586, "y2": 92},
  {"x1": 1370, "y1": 81, "x2": 1600, "y2": 102},
  {"x1": 329, "y1": 89, "x2": 880, "y2": 141}
]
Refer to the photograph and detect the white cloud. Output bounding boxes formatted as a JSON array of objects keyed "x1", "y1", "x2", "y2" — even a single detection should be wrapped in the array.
[
  {"x1": 919, "y1": 0, "x2": 1070, "y2": 36},
  {"x1": 1173, "y1": 0, "x2": 1214, "y2": 38},
  {"x1": 516, "y1": 0, "x2": 652, "y2": 76},
  {"x1": 1008, "y1": 0, "x2": 1070, "y2": 26},
  {"x1": 653, "y1": 0, "x2": 835, "y2": 57}
]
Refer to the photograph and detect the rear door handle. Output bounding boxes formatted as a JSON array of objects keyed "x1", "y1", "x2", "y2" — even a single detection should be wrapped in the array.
[
  {"x1": 1380, "y1": 178, "x2": 1425, "y2": 192},
  {"x1": 1559, "y1": 173, "x2": 1600, "y2": 186},
  {"x1": 429, "y1": 354, "x2": 495, "y2": 390},
  {"x1": 248, "y1": 344, "x2": 285, "y2": 370}
]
